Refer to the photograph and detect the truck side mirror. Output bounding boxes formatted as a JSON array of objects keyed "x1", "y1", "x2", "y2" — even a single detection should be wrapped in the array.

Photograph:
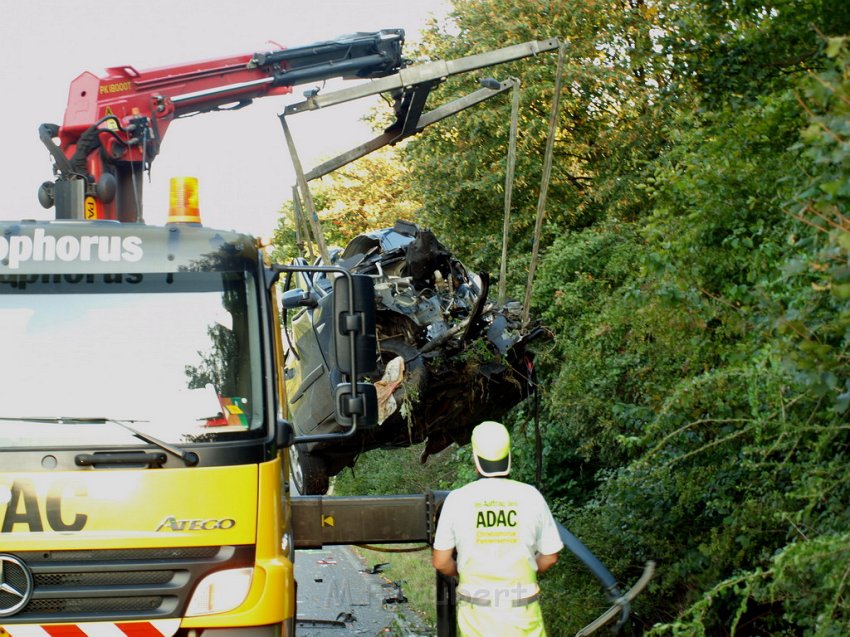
[
  {"x1": 333, "y1": 274, "x2": 378, "y2": 376},
  {"x1": 333, "y1": 274, "x2": 378, "y2": 429},
  {"x1": 270, "y1": 263, "x2": 379, "y2": 441},
  {"x1": 334, "y1": 382, "x2": 378, "y2": 428}
]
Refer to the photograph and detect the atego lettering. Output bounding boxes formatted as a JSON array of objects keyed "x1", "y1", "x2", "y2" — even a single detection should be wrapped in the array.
[
  {"x1": 0, "y1": 229, "x2": 143, "y2": 269},
  {"x1": 156, "y1": 516, "x2": 236, "y2": 531}
]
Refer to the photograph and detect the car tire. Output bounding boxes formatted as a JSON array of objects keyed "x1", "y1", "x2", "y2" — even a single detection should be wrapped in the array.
[{"x1": 289, "y1": 444, "x2": 329, "y2": 495}]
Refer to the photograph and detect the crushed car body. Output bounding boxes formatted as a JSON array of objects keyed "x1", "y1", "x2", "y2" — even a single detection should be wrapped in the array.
[{"x1": 282, "y1": 220, "x2": 547, "y2": 494}]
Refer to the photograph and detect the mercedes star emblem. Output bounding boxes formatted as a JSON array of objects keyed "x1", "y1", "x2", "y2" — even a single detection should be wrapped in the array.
[{"x1": 0, "y1": 554, "x2": 33, "y2": 617}]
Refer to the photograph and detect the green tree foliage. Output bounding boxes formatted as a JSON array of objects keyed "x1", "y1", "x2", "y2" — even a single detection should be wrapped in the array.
[
  {"x1": 536, "y1": 5, "x2": 849, "y2": 634},
  {"x1": 270, "y1": 146, "x2": 422, "y2": 262},
  {"x1": 275, "y1": 2, "x2": 850, "y2": 633}
]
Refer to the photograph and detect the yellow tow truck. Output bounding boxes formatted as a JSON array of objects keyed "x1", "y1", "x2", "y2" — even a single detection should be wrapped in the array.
[{"x1": 1, "y1": 31, "x2": 574, "y2": 637}]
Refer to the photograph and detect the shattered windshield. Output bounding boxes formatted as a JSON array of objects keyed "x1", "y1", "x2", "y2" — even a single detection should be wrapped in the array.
[{"x1": 0, "y1": 270, "x2": 263, "y2": 448}]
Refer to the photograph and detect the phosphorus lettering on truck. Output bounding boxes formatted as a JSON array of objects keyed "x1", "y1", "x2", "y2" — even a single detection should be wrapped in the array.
[
  {"x1": 0, "y1": 273, "x2": 145, "y2": 291},
  {"x1": 0, "y1": 480, "x2": 88, "y2": 533},
  {"x1": 0, "y1": 229, "x2": 143, "y2": 269}
]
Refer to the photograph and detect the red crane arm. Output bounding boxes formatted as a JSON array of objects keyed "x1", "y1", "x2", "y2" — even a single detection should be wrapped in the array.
[
  {"x1": 40, "y1": 30, "x2": 406, "y2": 221},
  {"x1": 60, "y1": 53, "x2": 291, "y2": 166}
]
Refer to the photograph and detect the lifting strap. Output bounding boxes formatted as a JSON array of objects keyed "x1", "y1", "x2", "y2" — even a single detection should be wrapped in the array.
[
  {"x1": 522, "y1": 42, "x2": 568, "y2": 328},
  {"x1": 498, "y1": 77, "x2": 521, "y2": 307}
]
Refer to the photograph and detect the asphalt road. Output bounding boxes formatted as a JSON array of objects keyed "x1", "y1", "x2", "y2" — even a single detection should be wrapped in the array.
[{"x1": 294, "y1": 545, "x2": 431, "y2": 636}]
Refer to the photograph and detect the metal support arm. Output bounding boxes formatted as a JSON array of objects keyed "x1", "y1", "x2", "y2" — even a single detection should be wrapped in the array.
[
  {"x1": 284, "y1": 38, "x2": 559, "y2": 116},
  {"x1": 299, "y1": 78, "x2": 515, "y2": 182}
]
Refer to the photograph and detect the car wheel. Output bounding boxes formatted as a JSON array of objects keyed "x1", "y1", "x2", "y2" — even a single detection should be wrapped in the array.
[{"x1": 289, "y1": 444, "x2": 329, "y2": 495}]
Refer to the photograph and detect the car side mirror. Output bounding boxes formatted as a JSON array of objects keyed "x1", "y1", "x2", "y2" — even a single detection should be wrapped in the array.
[{"x1": 281, "y1": 288, "x2": 318, "y2": 309}]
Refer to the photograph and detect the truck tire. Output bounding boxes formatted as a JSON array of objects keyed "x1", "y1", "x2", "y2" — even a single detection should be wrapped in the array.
[{"x1": 290, "y1": 444, "x2": 329, "y2": 495}]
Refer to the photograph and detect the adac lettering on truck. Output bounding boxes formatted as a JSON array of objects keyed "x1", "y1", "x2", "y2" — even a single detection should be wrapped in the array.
[
  {"x1": 0, "y1": 228, "x2": 142, "y2": 270},
  {"x1": 0, "y1": 468, "x2": 258, "y2": 545},
  {"x1": 0, "y1": 479, "x2": 88, "y2": 533},
  {"x1": 0, "y1": 480, "x2": 236, "y2": 533}
]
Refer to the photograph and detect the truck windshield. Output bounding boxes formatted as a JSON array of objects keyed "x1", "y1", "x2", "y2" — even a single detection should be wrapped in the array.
[{"x1": 0, "y1": 271, "x2": 263, "y2": 448}]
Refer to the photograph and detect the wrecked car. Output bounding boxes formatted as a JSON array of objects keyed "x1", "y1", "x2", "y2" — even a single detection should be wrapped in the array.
[{"x1": 282, "y1": 220, "x2": 546, "y2": 495}]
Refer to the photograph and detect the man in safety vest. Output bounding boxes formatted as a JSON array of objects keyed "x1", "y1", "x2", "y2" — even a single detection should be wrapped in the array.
[{"x1": 432, "y1": 421, "x2": 564, "y2": 636}]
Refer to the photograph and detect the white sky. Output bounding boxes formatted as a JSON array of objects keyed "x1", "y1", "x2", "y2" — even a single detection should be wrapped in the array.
[{"x1": 0, "y1": 0, "x2": 450, "y2": 237}]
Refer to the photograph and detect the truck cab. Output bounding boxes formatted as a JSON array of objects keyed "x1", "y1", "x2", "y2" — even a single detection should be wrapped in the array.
[{"x1": 0, "y1": 219, "x2": 296, "y2": 636}]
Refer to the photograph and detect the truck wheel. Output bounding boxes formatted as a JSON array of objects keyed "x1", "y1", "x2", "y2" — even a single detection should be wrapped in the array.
[{"x1": 290, "y1": 444, "x2": 329, "y2": 495}]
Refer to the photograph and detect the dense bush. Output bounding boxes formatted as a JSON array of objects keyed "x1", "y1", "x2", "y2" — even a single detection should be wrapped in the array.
[{"x1": 285, "y1": 3, "x2": 850, "y2": 634}]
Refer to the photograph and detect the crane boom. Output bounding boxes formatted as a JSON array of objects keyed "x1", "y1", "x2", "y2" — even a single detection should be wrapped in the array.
[
  {"x1": 38, "y1": 31, "x2": 560, "y2": 225},
  {"x1": 38, "y1": 29, "x2": 406, "y2": 221}
]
